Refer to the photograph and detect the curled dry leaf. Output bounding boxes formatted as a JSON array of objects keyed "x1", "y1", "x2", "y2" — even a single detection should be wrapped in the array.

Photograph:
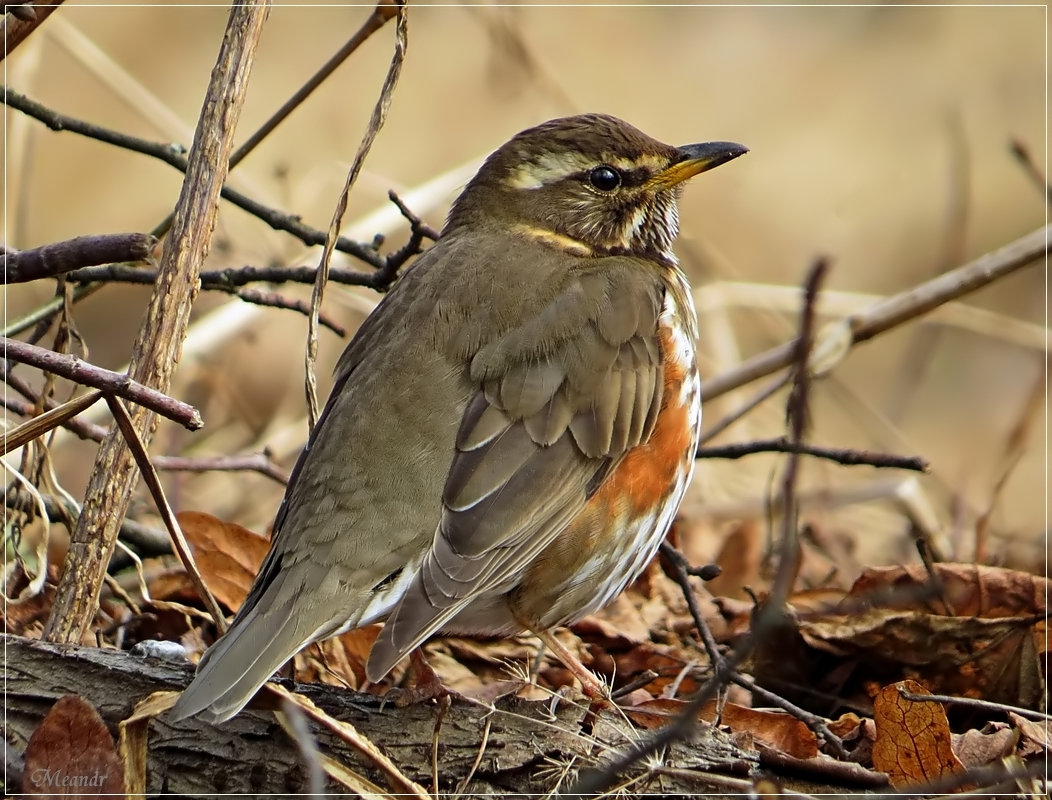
[
  {"x1": 1009, "y1": 712, "x2": 1051, "y2": 758},
  {"x1": 872, "y1": 679, "x2": 966, "y2": 788},
  {"x1": 747, "y1": 563, "x2": 1047, "y2": 714},
  {"x1": 951, "y1": 723, "x2": 1018, "y2": 767},
  {"x1": 176, "y1": 510, "x2": 269, "y2": 612},
  {"x1": 21, "y1": 694, "x2": 126, "y2": 797}
]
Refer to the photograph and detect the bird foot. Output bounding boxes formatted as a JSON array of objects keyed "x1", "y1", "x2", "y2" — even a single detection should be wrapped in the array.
[{"x1": 382, "y1": 647, "x2": 459, "y2": 708}]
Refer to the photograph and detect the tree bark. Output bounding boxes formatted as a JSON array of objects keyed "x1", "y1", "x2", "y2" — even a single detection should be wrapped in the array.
[{"x1": 4, "y1": 635, "x2": 762, "y2": 798}]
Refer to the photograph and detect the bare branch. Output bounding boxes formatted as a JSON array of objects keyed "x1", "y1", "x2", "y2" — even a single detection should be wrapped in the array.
[
  {"x1": 3, "y1": 233, "x2": 157, "y2": 284},
  {"x1": 701, "y1": 225, "x2": 1048, "y2": 402},
  {"x1": 305, "y1": 2, "x2": 408, "y2": 428},
  {"x1": 1, "y1": 86, "x2": 384, "y2": 269},
  {"x1": 234, "y1": 287, "x2": 346, "y2": 335},
  {"x1": 0, "y1": 0, "x2": 65, "y2": 60},
  {"x1": 2, "y1": 337, "x2": 203, "y2": 430},
  {"x1": 43, "y1": 2, "x2": 269, "y2": 644},
  {"x1": 103, "y1": 395, "x2": 226, "y2": 632},
  {"x1": 697, "y1": 436, "x2": 929, "y2": 472},
  {"x1": 152, "y1": 452, "x2": 289, "y2": 485}
]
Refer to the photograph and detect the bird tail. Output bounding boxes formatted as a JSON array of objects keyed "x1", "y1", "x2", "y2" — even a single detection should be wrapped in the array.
[{"x1": 170, "y1": 574, "x2": 337, "y2": 723}]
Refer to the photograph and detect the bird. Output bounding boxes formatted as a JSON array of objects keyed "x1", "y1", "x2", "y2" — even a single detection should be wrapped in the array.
[{"x1": 171, "y1": 113, "x2": 746, "y2": 722}]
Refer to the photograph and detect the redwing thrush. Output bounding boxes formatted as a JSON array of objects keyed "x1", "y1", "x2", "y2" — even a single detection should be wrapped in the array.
[{"x1": 172, "y1": 114, "x2": 746, "y2": 722}]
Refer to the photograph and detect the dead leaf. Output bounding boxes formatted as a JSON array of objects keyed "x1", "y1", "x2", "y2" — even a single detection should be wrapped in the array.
[
  {"x1": 572, "y1": 593, "x2": 652, "y2": 644},
  {"x1": 1009, "y1": 712, "x2": 1050, "y2": 758},
  {"x1": 176, "y1": 510, "x2": 270, "y2": 612},
  {"x1": 22, "y1": 695, "x2": 126, "y2": 797},
  {"x1": 625, "y1": 698, "x2": 819, "y2": 759},
  {"x1": 872, "y1": 680, "x2": 966, "y2": 788},
  {"x1": 705, "y1": 520, "x2": 762, "y2": 599},
  {"x1": 952, "y1": 723, "x2": 1017, "y2": 767}
]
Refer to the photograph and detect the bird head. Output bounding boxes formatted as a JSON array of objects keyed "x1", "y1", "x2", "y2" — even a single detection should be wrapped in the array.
[{"x1": 446, "y1": 113, "x2": 747, "y2": 261}]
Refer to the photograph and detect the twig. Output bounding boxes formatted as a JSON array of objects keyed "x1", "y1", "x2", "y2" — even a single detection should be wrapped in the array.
[
  {"x1": 661, "y1": 541, "x2": 850, "y2": 758},
  {"x1": 697, "y1": 436, "x2": 928, "y2": 472},
  {"x1": 755, "y1": 744, "x2": 888, "y2": 788},
  {"x1": 3, "y1": 233, "x2": 157, "y2": 283},
  {"x1": 2, "y1": 337, "x2": 203, "y2": 431},
  {"x1": 103, "y1": 396, "x2": 226, "y2": 632},
  {"x1": 1, "y1": 389, "x2": 104, "y2": 455},
  {"x1": 4, "y1": 491, "x2": 170, "y2": 561},
  {"x1": 67, "y1": 262, "x2": 380, "y2": 290},
  {"x1": 698, "y1": 371, "x2": 789, "y2": 444},
  {"x1": 899, "y1": 689, "x2": 1052, "y2": 722},
  {"x1": 152, "y1": 0, "x2": 399, "y2": 241},
  {"x1": 263, "y1": 683, "x2": 430, "y2": 800},
  {"x1": 454, "y1": 715, "x2": 492, "y2": 795},
  {"x1": 732, "y1": 674, "x2": 849, "y2": 760},
  {"x1": 305, "y1": 2, "x2": 407, "y2": 428},
  {"x1": 0, "y1": 0, "x2": 65, "y2": 60},
  {"x1": 1, "y1": 393, "x2": 106, "y2": 443},
  {"x1": 564, "y1": 264, "x2": 832, "y2": 800},
  {"x1": 234, "y1": 287, "x2": 346, "y2": 335},
  {"x1": 1009, "y1": 137, "x2": 1052, "y2": 205},
  {"x1": 151, "y1": 452, "x2": 290, "y2": 485},
  {"x1": 1, "y1": 86, "x2": 385, "y2": 270},
  {"x1": 973, "y1": 357, "x2": 1045, "y2": 562},
  {"x1": 43, "y1": 2, "x2": 269, "y2": 644},
  {"x1": 701, "y1": 225, "x2": 1048, "y2": 402}
]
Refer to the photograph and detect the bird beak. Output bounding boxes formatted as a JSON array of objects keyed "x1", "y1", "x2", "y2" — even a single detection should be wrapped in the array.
[{"x1": 649, "y1": 141, "x2": 748, "y2": 189}]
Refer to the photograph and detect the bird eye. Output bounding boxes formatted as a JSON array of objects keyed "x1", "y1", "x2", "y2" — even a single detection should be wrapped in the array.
[{"x1": 588, "y1": 165, "x2": 622, "y2": 192}]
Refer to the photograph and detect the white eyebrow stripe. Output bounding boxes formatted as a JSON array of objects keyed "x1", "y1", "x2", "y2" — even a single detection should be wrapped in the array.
[
  {"x1": 503, "y1": 151, "x2": 671, "y2": 190},
  {"x1": 504, "y1": 151, "x2": 594, "y2": 189}
]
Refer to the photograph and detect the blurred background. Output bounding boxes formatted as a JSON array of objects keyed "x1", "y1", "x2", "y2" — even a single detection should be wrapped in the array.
[{"x1": 4, "y1": 2, "x2": 1046, "y2": 583}]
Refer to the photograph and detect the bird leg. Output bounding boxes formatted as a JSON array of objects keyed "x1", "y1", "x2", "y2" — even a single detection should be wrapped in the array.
[{"x1": 535, "y1": 628, "x2": 609, "y2": 701}]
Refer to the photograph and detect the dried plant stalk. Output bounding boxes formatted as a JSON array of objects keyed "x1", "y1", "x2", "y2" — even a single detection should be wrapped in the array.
[{"x1": 43, "y1": 1, "x2": 271, "y2": 643}]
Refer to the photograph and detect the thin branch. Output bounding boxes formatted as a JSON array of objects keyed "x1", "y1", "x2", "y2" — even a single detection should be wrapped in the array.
[
  {"x1": 0, "y1": 0, "x2": 66, "y2": 60},
  {"x1": 2, "y1": 337, "x2": 203, "y2": 430},
  {"x1": 697, "y1": 436, "x2": 929, "y2": 472},
  {"x1": 1, "y1": 390, "x2": 104, "y2": 454},
  {"x1": 1009, "y1": 137, "x2": 1052, "y2": 205},
  {"x1": 234, "y1": 287, "x2": 346, "y2": 335},
  {"x1": 151, "y1": 0, "x2": 399, "y2": 241},
  {"x1": 4, "y1": 490, "x2": 171, "y2": 560},
  {"x1": 1, "y1": 86, "x2": 385, "y2": 269},
  {"x1": 899, "y1": 689, "x2": 1052, "y2": 722},
  {"x1": 103, "y1": 396, "x2": 226, "y2": 633},
  {"x1": 3, "y1": 233, "x2": 157, "y2": 284},
  {"x1": 152, "y1": 452, "x2": 289, "y2": 485},
  {"x1": 68, "y1": 261, "x2": 369, "y2": 289},
  {"x1": 701, "y1": 225, "x2": 1048, "y2": 402},
  {"x1": 44, "y1": 2, "x2": 269, "y2": 644},
  {"x1": 305, "y1": 2, "x2": 408, "y2": 428}
]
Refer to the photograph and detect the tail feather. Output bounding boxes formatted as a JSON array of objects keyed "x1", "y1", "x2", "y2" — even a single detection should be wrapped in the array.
[{"x1": 171, "y1": 575, "x2": 340, "y2": 723}]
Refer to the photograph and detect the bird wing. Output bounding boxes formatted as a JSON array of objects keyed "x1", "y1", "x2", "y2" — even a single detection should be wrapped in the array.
[{"x1": 367, "y1": 258, "x2": 667, "y2": 680}]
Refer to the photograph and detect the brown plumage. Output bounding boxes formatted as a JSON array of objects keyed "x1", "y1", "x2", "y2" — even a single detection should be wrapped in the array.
[{"x1": 171, "y1": 114, "x2": 746, "y2": 722}]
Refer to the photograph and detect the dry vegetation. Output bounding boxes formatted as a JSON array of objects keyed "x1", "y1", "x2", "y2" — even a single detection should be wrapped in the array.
[{"x1": 2, "y1": 2, "x2": 1047, "y2": 798}]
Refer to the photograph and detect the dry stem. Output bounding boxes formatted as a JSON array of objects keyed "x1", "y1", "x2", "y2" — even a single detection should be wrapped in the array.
[{"x1": 43, "y1": 1, "x2": 271, "y2": 644}]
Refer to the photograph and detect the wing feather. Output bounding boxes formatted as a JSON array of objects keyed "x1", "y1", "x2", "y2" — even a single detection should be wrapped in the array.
[{"x1": 367, "y1": 262, "x2": 669, "y2": 681}]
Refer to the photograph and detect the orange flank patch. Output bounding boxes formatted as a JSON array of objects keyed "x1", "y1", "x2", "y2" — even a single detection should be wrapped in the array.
[{"x1": 588, "y1": 324, "x2": 692, "y2": 516}]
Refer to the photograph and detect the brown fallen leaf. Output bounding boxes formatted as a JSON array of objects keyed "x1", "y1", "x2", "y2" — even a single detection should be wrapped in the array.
[
  {"x1": 952, "y1": 723, "x2": 1017, "y2": 767},
  {"x1": 872, "y1": 680, "x2": 967, "y2": 788},
  {"x1": 625, "y1": 698, "x2": 819, "y2": 759},
  {"x1": 1009, "y1": 711, "x2": 1050, "y2": 758},
  {"x1": 176, "y1": 510, "x2": 270, "y2": 612},
  {"x1": 22, "y1": 695, "x2": 126, "y2": 797}
]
